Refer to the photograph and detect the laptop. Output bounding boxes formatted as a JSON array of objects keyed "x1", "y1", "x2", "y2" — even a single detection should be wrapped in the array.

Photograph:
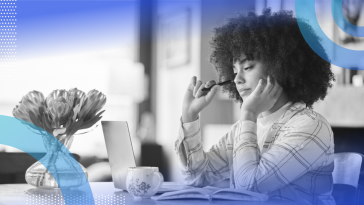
[{"x1": 101, "y1": 121, "x2": 193, "y2": 193}]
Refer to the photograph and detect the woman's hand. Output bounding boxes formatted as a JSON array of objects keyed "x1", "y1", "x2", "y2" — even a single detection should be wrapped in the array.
[
  {"x1": 182, "y1": 76, "x2": 220, "y2": 123},
  {"x1": 240, "y1": 75, "x2": 283, "y2": 122}
]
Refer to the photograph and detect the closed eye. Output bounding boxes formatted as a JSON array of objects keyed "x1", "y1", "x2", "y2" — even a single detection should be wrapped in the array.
[{"x1": 244, "y1": 66, "x2": 253, "y2": 71}]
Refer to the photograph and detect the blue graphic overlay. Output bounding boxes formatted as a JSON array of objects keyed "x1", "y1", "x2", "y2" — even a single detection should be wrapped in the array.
[
  {"x1": 0, "y1": 115, "x2": 95, "y2": 205},
  {"x1": 332, "y1": 0, "x2": 364, "y2": 37},
  {"x1": 3, "y1": 1, "x2": 359, "y2": 205},
  {"x1": 0, "y1": 0, "x2": 16, "y2": 66},
  {"x1": 16, "y1": 0, "x2": 136, "y2": 61},
  {"x1": 295, "y1": 0, "x2": 364, "y2": 70}
]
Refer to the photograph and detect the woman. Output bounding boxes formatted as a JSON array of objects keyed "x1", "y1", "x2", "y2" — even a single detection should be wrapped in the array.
[{"x1": 175, "y1": 8, "x2": 336, "y2": 205}]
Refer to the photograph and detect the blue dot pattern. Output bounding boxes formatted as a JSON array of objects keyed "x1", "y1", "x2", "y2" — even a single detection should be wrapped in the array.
[
  {"x1": 26, "y1": 194, "x2": 126, "y2": 205},
  {"x1": 0, "y1": 0, "x2": 16, "y2": 66}
]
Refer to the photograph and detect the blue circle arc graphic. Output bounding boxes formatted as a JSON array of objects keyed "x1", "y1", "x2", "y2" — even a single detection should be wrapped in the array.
[
  {"x1": 0, "y1": 115, "x2": 95, "y2": 205},
  {"x1": 295, "y1": 0, "x2": 364, "y2": 70}
]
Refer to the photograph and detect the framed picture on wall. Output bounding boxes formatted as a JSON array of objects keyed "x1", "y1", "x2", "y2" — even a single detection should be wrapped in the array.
[
  {"x1": 332, "y1": 0, "x2": 364, "y2": 84},
  {"x1": 159, "y1": 8, "x2": 191, "y2": 69},
  {"x1": 337, "y1": 0, "x2": 364, "y2": 44}
]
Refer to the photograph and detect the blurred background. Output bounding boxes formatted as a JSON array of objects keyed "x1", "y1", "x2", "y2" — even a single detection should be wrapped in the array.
[{"x1": 0, "y1": 0, "x2": 364, "y2": 185}]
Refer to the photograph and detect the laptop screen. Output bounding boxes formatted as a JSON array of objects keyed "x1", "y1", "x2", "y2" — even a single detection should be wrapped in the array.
[{"x1": 101, "y1": 121, "x2": 136, "y2": 190}]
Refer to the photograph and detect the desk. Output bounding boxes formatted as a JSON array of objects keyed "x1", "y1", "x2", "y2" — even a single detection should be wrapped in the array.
[{"x1": 0, "y1": 182, "x2": 294, "y2": 205}]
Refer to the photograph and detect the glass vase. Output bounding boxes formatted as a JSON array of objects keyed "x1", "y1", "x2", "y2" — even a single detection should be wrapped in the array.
[{"x1": 25, "y1": 134, "x2": 88, "y2": 189}]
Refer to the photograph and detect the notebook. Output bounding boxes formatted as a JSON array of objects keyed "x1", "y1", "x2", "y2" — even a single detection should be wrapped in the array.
[
  {"x1": 151, "y1": 186, "x2": 269, "y2": 201},
  {"x1": 101, "y1": 121, "x2": 193, "y2": 193}
]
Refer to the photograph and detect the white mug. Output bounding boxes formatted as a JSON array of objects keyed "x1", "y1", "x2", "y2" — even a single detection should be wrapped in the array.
[{"x1": 126, "y1": 167, "x2": 164, "y2": 199}]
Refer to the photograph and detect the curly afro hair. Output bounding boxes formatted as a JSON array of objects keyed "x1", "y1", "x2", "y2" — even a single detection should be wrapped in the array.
[{"x1": 209, "y1": 8, "x2": 335, "y2": 108}]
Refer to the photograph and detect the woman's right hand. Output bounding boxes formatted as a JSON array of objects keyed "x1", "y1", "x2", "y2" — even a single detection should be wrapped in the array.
[{"x1": 182, "y1": 76, "x2": 220, "y2": 123}]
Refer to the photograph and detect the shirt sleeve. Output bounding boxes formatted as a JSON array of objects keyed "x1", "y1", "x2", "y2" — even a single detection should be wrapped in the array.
[
  {"x1": 232, "y1": 116, "x2": 333, "y2": 194},
  {"x1": 175, "y1": 117, "x2": 232, "y2": 187}
]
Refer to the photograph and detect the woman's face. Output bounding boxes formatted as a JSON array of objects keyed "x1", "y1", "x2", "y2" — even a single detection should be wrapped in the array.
[{"x1": 233, "y1": 54, "x2": 268, "y2": 100}]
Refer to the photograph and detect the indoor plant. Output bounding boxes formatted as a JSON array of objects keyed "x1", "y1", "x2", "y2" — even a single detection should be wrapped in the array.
[{"x1": 12, "y1": 88, "x2": 106, "y2": 189}]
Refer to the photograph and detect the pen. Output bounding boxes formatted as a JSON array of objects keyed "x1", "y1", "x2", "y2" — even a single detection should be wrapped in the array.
[{"x1": 201, "y1": 77, "x2": 235, "y2": 92}]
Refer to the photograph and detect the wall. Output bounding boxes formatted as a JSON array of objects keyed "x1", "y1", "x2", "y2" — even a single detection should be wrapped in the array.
[
  {"x1": 154, "y1": 1, "x2": 201, "y2": 182},
  {"x1": 314, "y1": 86, "x2": 364, "y2": 127}
]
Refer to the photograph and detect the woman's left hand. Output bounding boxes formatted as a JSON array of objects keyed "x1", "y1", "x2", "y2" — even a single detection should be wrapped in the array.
[{"x1": 240, "y1": 75, "x2": 283, "y2": 122}]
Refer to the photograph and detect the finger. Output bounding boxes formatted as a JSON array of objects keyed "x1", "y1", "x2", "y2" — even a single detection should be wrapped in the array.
[
  {"x1": 205, "y1": 85, "x2": 219, "y2": 103},
  {"x1": 193, "y1": 80, "x2": 202, "y2": 96},
  {"x1": 273, "y1": 85, "x2": 283, "y2": 98},
  {"x1": 270, "y1": 79, "x2": 281, "y2": 96},
  {"x1": 205, "y1": 80, "x2": 217, "y2": 88},
  {"x1": 251, "y1": 79, "x2": 265, "y2": 95},
  {"x1": 263, "y1": 75, "x2": 274, "y2": 95},
  {"x1": 185, "y1": 77, "x2": 197, "y2": 100},
  {"x1": 196, "y1": 82, "x2": 206, "y2": 98},
  {"x1": 187, "y1": 76, "x2": 197, "y2": 91}
]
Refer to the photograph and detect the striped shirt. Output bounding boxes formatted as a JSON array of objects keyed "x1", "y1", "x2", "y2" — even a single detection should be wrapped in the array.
[{"x1": 175, "y1": 102, "x2": 335, "y2": 205}]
